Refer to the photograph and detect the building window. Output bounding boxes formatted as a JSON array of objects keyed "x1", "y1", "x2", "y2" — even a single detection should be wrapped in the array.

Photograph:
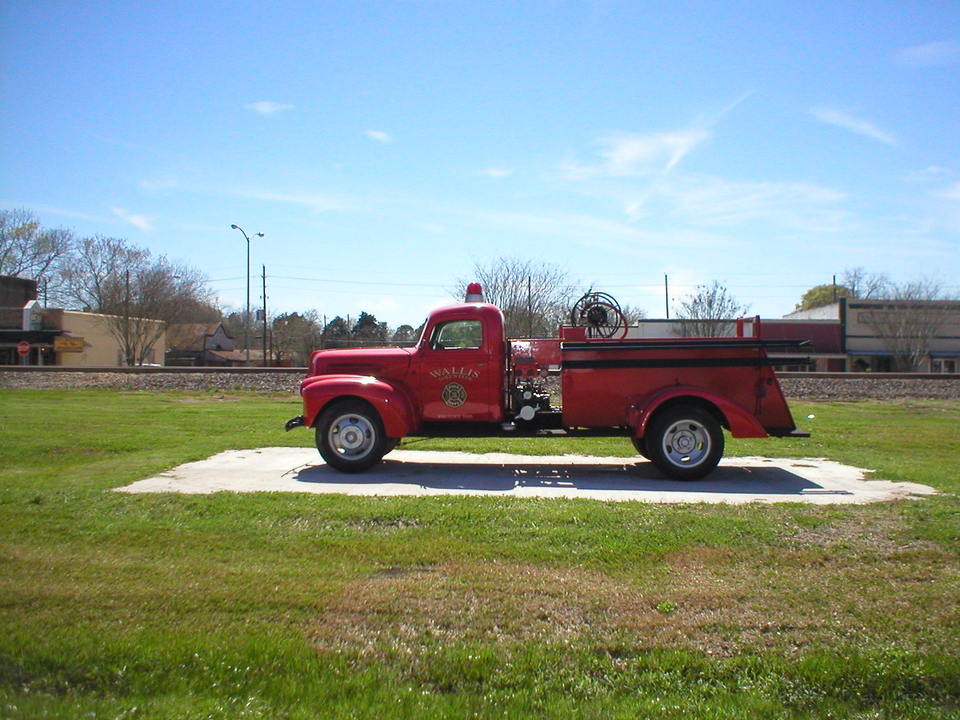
[{"x1": 932, "y1": 359, "x2": 957, "y2": 374}]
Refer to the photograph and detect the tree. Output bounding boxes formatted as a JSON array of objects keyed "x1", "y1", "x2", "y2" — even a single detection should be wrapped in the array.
[
  {"x1": 61, "y1": 235, "x2": 149, "y2": 312},
  {"x1": 352, "y1": 311, "x2": 388, "y2": 341},
  {"x1": 675, "y1": 281, "x2": 749, "y2": 337},
  {"x1": 860, "y1": 279, "x2": 956, "y2": 371},
  {"x1": 392, "y1": 324, "x2": 417, "y2": 343},
  {"x1": 176, "y1": 296, "x2": 222, "y2": 324},
  {"x1": 795, "y1": 268, "x2": 889, "y2": 311},
  {"x1": 323, "y1": 316, "x2": 351, "y2": 339},
  {"x1": 619, "y1": 303, "x2": 647, "y2": 324},
  {"x1": 62, "y1": 235, "x2": 213, "y2": 365},
  {"x1": 842, "y1": 267, "x2": 889, "y2": 300},
  {"x1": 220, "y1": 310, "x2": 245, "y2": 340},
  {"x1": 796, "y1": 283, "x2": 853, "y2": 311},
  {"x1": 0, "y1": 209, "x2": 74, "y2": 299},
  {"x1": 456, "y1": 257, "x2": 581, "y2": 337},
  {"x1": 272, "y1": 311, "x2": 322, "y2": 365}
]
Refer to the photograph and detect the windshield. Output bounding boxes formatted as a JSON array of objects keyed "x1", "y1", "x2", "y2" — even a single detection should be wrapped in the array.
[{"x1": 415, "y1": 319, "x2": 429, "y2": 347}]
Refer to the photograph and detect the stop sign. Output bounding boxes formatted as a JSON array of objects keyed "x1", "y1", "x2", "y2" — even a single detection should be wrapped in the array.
[{"x1": 16, "y1": 341, "x2": 29, "y2": 356}]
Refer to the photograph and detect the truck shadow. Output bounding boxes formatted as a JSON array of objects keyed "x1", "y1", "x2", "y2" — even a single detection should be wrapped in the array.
[{"x1": 294, "y1": 459, "x2": 842, "y2": 496}]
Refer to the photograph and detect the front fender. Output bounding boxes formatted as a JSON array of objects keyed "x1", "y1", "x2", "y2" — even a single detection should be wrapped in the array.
[
  {"x1": 301, "y1": 375, "x2": 419, "y2": 438},
  {"x1": 627, "y1": 385, "x2": 768, "y2": 439}
]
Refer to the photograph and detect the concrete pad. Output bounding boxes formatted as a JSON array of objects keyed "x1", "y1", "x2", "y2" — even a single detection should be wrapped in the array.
[{"x1": 116, "y1": 448, "x2": 936, "y2": 504}]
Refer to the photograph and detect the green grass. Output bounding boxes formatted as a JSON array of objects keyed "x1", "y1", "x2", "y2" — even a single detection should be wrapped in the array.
[{"x1": 1, "y1": 390, "x2": 959, "y2": 718}]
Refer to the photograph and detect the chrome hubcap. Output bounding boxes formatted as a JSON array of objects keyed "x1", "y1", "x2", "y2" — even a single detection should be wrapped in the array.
[
  {"x1": 662, "y1": 419, "x2": 711, "y2": 467},
  {"x1": 328, "y1": 413, "x2": 376, "y2": 459}
]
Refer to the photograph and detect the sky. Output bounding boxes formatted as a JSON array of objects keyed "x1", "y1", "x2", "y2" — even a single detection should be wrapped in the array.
[{"x1": 2, "y1": 0, "x2": 959, "y2": 328}]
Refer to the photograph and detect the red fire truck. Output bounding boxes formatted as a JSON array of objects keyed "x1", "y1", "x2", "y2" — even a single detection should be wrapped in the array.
[{"x1": 285, "y1": 287, "x2": 808, "y2": 480}]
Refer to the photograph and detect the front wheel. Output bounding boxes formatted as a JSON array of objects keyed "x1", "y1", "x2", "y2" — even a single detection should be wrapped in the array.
[
  {"x1": 315, "y1": 400, "x2": 387, "y2": 473},
  {"x1": 646, "y1": 404, "x2": 724, "y2": 480},
  {"x1": 631, "y1": 436, "x2": 651, "y2": 460}
]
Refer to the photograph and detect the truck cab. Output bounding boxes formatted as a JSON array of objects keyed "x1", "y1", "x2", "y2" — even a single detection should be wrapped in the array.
[
  {"x1": 291, "y1": 301, "x2": 511, "y2": 472},
  {"x1": 414, "y1": 303, "x2": 506, "y2": 423}
]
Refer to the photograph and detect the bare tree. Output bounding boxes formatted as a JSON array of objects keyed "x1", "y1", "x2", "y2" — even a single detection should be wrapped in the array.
[
  {"x1": 272, "y1": 311, "x2": 322, "y2": 364},
  {"x1": 456, "y1": 257, "x2": 581, "y2": 337},
  {"x1": 842, "y1": 267, "x2": 890, "y2": 299},
  {"x1": 860, "y1": 279, "x2": 956, "y2": 371},
  {"x1": 619, "y1": 303, "x2": 647, "y2": 324},
  {"x1": 62, "y1": 235, "x2": 149, "y2": 311},
  {"x1": 121, "y1": 259, "x2": 212, "y2": 365},
  {"x1": 675, "y1": 281, "x2": 749, "y2": 337},
  {"x1": 62, "y1": 236, "x2": 213, "y2": 365},
  {"x1": 0, "y1": 209, "x2": 74, "y2": 298}
]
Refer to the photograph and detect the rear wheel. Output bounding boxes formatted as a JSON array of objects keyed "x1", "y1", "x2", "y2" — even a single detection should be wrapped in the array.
[
  {"x1": 647, "y1": 404, "x2": 724, "y2": 480},
  {"x1": 315, "y1": 400, "x2": 387, "y2": 473}
]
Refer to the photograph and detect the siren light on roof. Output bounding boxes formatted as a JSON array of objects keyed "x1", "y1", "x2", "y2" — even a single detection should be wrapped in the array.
[{"x1": 465, "y1": 283, "x2": 484, "y2": 302}]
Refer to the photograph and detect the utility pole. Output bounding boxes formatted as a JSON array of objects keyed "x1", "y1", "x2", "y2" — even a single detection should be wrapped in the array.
[
  {"x1": 664, "y1": 274, "x2": 670, "y2": 319},
  {"x1": 261, "y1": 265, "x2": 268, "y2": 367},
  {"x1": 527, "y1": 275, "x2": 533, "y2": 337},
  {"x1": 832, "y1": 274, "x2": 838, "y2": 303},
  {"x1": 124, "y1": 270, "x2": 131, "y2": 366}
]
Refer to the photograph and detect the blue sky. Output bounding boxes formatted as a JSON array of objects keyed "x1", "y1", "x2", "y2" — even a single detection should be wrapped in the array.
[{"x1": 2, "y1": 1, "x2": 958, "y2": 327}]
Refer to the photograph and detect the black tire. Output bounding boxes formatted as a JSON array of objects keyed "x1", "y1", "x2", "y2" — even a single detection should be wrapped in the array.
[
  {"x1": 631, "y1": 436, "x2": 651, "y2": 460},
  {"x1": 646, "y1": 404, "x2": 724, "y2": 480},
  {"x1": 315, "y1": 400, "x2": 387, "y2": 473}
]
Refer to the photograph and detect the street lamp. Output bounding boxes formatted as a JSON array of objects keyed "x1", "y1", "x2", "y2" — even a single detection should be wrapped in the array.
[{"x1": 230, "y1": 224, "x2": 264, "y2": 365}]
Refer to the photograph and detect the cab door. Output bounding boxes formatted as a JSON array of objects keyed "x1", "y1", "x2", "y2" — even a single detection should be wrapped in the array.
[{"x1": 419, "y1": 318, "x2": 499, "y2": 422}]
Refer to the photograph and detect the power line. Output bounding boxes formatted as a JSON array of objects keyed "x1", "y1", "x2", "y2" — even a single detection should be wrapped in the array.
[{"x1": 271, "y1": 274, "x2": 443, "y2": 288}]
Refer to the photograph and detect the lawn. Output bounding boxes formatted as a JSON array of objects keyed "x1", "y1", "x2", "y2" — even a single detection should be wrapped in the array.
[{"x1": 0, "y1": 389, "x2": 958, "y2": 719}]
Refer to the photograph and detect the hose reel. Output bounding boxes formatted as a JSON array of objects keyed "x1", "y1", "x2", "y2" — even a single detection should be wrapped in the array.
[{"x1": 569, "y1": 290, "x2": 627, "y2": 339}]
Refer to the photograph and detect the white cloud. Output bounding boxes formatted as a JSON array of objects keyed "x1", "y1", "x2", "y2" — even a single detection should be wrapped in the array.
[
  {"x1": 227, "y1": 188, "x2": 363, "y2": 213},
  {"x1": 555, "y1": 94, "x2": 755, "y2": 181},
  {"x1": 600, "y1": 128, "x2": 711, "y2": 174},
  {"x1": 809, "y1": 107, "x2": 896, "y2": 146},
  {"x1": 555, "y1": 128, "x2": 710, "y2": 180},
  {"x1": 139, "y1": 174, "x2": 365, "y2": 214},
  {"x1": 111, "y1": 207, "x2": 155, "y2": 231},
  {"x1": 479, "y1": 167, "x2": 513, "y2": 178},
  {"x1": 636, "y1": 176, "x2": 849, "y2": 232},
  {"x1": 473, "y1": 208, "x2": 642, "y2": 240},
  {"x1": 364, "y1": 130, "x2": 392, "y2": 143},
  {"x1": 938, "y1": 182, "x2": 960, "y2": 200},
  {"x1": 365, "y1": 296, "x2": 401, "y2": 314},
  {"x1": 907, "y1": 166, "x2": 952, "y2": 182},
  {"x1": 896, "y1": 41, "x2": 960, "y2": 67},
  {"x1": 244, "y1": 101, "x2": 295, "y2": 115}
]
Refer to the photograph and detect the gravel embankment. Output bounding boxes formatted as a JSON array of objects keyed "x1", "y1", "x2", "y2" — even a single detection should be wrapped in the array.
[
  {"x1": 1, "y1": 370, "x2": 959, "y2": 401},
  {"x1": 778, "y1": 376, "x2": 960, "y2": 401},
  {"x1": 0, "y1": 371, "x2": 304, "y2": 393}
]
